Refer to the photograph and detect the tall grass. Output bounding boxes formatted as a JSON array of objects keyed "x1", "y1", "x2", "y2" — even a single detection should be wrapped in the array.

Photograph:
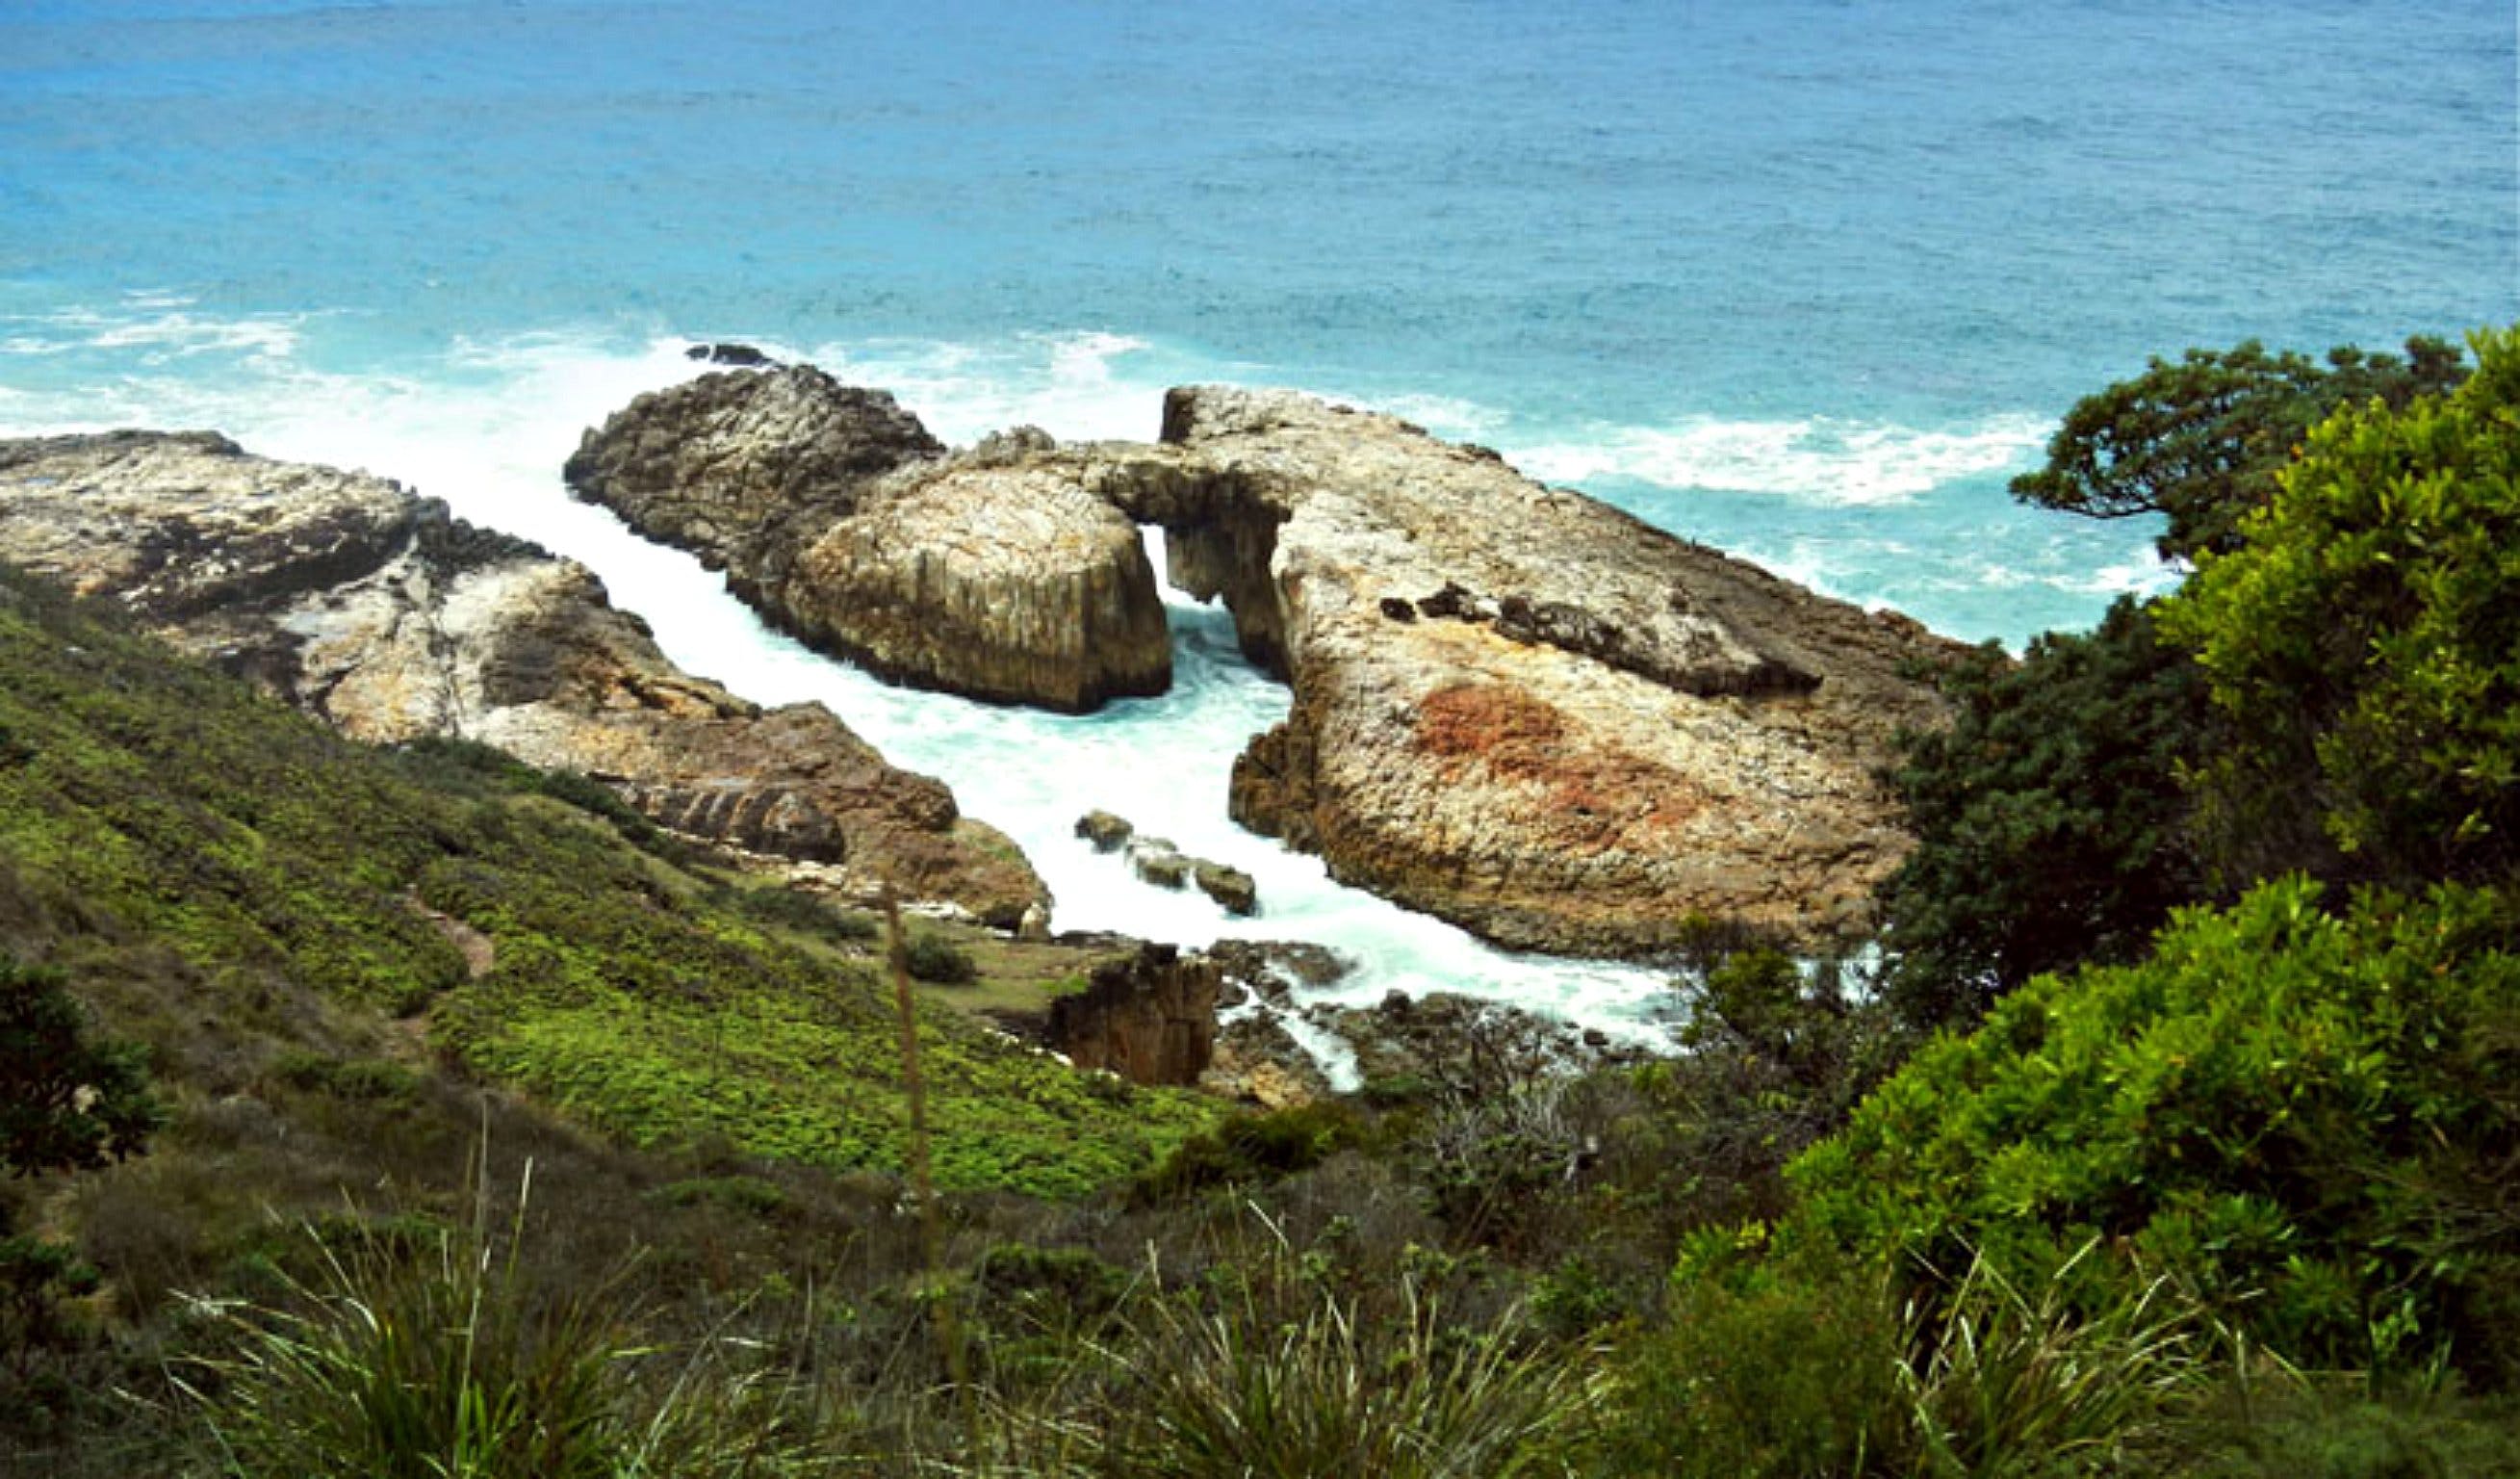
[
  {"x1": 1900, "y1": 1246, "x2": 2208, "y2": 1477},
  {"x1": 982, "y1": 1210, "x2": 1596, "y2": 1479},
  {"x1": 173, "y1": 1153, "x2": 841, "y2": 1477},
  {"x1": 1601, "y1": 1242, "x2": 2215, "y2": 1478}
]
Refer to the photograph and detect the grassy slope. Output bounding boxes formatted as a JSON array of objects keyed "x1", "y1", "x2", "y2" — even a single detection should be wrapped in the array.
[{"x1": 0, "y1": 563, "x2": 1217, "y2": 1202}]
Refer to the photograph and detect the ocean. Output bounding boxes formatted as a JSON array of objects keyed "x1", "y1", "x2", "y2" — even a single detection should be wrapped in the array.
[{"x1": 2, "y1": 0, "x2": 2511, "y2": 1041}]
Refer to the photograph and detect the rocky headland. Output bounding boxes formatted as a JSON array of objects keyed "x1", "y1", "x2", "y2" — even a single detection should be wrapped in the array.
[
  {"x1": 573, "y1": 367, "x2": 1962, "y2": 956},
  {"x1": 1139, "y1": 387, "x2": 1962, "y2": 956},
  {"x1": 0, "y1": 429, "x2": 1044, "y2": 924}
]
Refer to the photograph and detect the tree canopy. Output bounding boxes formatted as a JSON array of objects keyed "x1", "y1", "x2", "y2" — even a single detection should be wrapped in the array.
[
  {"x1": 2010, "y1": 335, "x2": 2467, "y2": 562},
  {"x1": 1878, "y1": 329, "x2": 2498, "y2": 1032},
  {"x1": 0, "y1": 957, "x2": 162, "y2": 1182},
  {"x1": 1876, "y1": 596, "x2": 2214, "y2": 1030},
  {"x1": 2161, "y1": 325, "x2": 2520, "y2": 890}
]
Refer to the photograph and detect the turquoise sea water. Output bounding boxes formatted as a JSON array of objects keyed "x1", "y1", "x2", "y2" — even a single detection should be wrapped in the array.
[{"x1": 2, "y1": 0, "x2": 2512, "y2": 1032}]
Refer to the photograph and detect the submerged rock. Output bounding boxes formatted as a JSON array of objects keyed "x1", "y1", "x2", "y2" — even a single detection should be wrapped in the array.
[
  {"x1": 1074, "y1": 809, "x2": 1135, "y2": 852},
  {"x1": 685, "y1": 342, "x2": 775, "y2": 367},
  {"x1": 0, "y1": 430, "x2": 1046, "y2": 925},
  {"x1": 1081, "y1": 812, "x2": 1262, "y2": 916},
  {"x1": 1192, "y1": 859, "x2": 1259, "y2": 917},
  {"x1": 1125, "y1": 837, "x2": 1192, "y2": 891}
]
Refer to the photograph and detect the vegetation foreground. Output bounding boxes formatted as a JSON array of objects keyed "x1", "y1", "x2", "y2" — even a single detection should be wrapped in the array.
[{"x1": 7, "y1": 329, "x2": 2520, "y2": 1474}]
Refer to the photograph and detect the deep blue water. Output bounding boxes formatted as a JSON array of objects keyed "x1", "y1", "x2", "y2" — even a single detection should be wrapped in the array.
[
  {"x1": 4, "y1": 0, "x2": 2511, "y2": 638},
  {"x1": 0, "y1": 0, "x2": 2512, "y2": 1018}
]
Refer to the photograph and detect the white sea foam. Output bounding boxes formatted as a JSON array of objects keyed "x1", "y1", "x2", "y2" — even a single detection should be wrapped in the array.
[
  {"x1": 811, "y1": 330, "x2": 1175, "y2": 446},
  {"x1": 2, "y1": 300, "x2": 306, "y2": 365},
  {"x1": 1510, "y1": 411, "x2": 2050, "y2": 504}
]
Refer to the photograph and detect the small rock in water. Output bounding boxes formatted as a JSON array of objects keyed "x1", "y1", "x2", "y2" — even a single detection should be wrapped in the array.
[
  {"x1": 1075, "y1": 810, "x2": 1136, "y2": 852},
  {"x1": 1193, "y1": 860, "x2": 1259, "y2": 917},
  {"x1": 685, "y1": 342, "x2": 774, "y2": 367},
  {"x1": 1127, "y1": 838, "x2": 1191, "y2": 890}
]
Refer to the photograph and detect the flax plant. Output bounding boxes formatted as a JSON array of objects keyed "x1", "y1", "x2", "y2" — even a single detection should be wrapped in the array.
[
  {"x1": 174, "y1": 1149, "x2": 845, "y2": 1477},
  {"x1": 1899, "y1": 1244, "x2": 2211, "y2": 1478},
  {"x1": 1067, "y1": 1212, "x2": 1596, "y2": 1479}
]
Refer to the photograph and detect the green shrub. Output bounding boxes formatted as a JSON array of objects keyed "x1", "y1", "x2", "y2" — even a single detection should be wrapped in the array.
[
  {"x1": 1900, "y1": 1249, "x2": 2207, "y2": 1478},
  {"x1": 180, "y1": 1184, "x2": 838, "y2": 1478},
  {"x1": 973, "y1": 1241, "x2": 1132, "y2": 1321},
  {"x1": 1, "y1": 957, "x2": 165, "y2": 1178},
  {"x1": 647, "y1": 1175, "x2": 790, "y2": 1221},
  {"x1": 1091, "y1": 1240, "x2": 1589, "y2": 1477},
  {"x1": 1597, "y1": 1251, "x2": 1915, "y2": 1477},
  {"x1": 2161, "y1": 325, "x2": 2520, "y2": 891},
  {"x1": 1134, "y1": 1102, "x2": 1372, "y2": 1204},
  {"x1": 183, "y1": 1210, "x2": 632, "y2": 1478},
  {"x1": 725, "y1": 885, "x2": 880, "y2": 944},
  {"x1": 2162, "y1": 1373, "x2": 2520, "y2": 1478},
  {"x1": 901, "y1": 933, "x2": 977, "y2": 985},
  {"x1": 394, "y1": 734, "x2": 537, "y2": 788},
  {"x1": 1605, "y1": 1244, "x2": 2207, "y2": 1479},
  {"x1": 1876, "y1": 598, "x2": 2217, "y2": 1029},
  {"x1": 267, "y1": 1050, "x2": 420, "y2": 1103},
  {"x1": 1786, "y1": 877, "x2": 2520, "y2": 1378}
]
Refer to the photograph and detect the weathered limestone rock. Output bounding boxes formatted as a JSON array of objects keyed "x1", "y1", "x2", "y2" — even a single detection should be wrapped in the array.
[
  {"x1": 572, "y1": 370, "x2": 1967, "y2": 957},
  {"x1": 1125, "y1": 837, "x2": 1192, "y2": 891},
  {"x1": 1042, "y1": 943, "x2": 1221, "y2": 1086},
  {"x1": 1107, "y1": 387, "x2": 1966, "y2": 956},
  {"x1": 561, "y1": 365, "x2": 940, "y2": 563},
  {"x1": 567, "y1": 372, "x2": 1170, "y2": 712},
  {"x1": 1191, "y1": 860, "x2": 1259, "y2": 917},
  {"x1": 0, "y1": 431, "x2": 1046, "y2": 925},
  {"x1": 774, "y1": 449, "x2": 1171, "y2": 711}
]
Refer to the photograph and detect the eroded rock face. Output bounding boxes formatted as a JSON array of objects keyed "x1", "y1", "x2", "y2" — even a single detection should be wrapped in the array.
[
  {"x1": 1125, "y1": 387, "x2": 1964, "y2": 956},
  {"x1": 773, "y1": 447, "x2": 1170, "y2": 711},
  {"x1": 560, "y1": 365, "x2": 941, "y2": 564},
  {"x1": 568, "y1": 373, "x2": 1170, "y2": 713},
  {"x1": 1042, "y1": 943, "x2": 1221, "y2": 1086},
  {"x1": 0, "y1": 431, "x2": 1045, "y2": 925},
  {"x1": 565, "y1": 369, "x2": 1964, "y2": 956}
]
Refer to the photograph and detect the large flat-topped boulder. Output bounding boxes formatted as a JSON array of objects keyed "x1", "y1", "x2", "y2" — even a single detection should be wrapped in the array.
[
  {"x1": 0, "y1": 431, "x2": 1046, "y2": 926},
  {"x1": 1125, "y1": 386, "x2": 1962, "y2": 955},
  {"x1": 758, "y1": 431, "x2": 1170, "y2": 712},
  {"x1": 567, "y1": 373, "x2": 1170, "y2": 713}
]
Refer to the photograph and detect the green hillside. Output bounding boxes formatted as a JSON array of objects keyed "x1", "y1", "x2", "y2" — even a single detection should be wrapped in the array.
[{"x1": 0, "y1": 561, "x2": 1214, "y2": 1202}]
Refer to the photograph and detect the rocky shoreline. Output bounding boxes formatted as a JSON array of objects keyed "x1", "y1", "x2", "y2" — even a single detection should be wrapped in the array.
[
  {"x1": 0, "y1": 429, "x2": 1044, "y2": 925},
  {"x1": 0, "y1": 361, "x2": 1962, "y2": 1102},
  {"x1": 565, "y1": 368, "x2": 1172, "y2": 714},
  {"x1": 570, "y1": 362, "x2": 1961, "y2": 957}
]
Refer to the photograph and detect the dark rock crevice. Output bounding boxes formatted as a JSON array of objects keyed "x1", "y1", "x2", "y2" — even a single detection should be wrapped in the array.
[{"x1": 1041, "y1": 944, "x2": 1221, "y2": 1086}]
